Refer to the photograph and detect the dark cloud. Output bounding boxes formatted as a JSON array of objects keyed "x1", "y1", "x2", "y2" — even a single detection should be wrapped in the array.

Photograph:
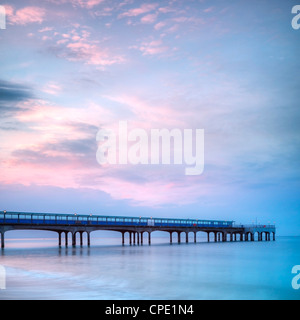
[
  {"x1": 50, "y1": 138, "x2": 97, "y2": 156},
  {"x1": 0, "y1": 79, "x2": 35, "y2": 117},
  {"x1": 11, "y1": 137, "x2": 98, "y2": 167},
  {"x1": 0, "y1": 80, "x2": 34, "y2": 102}
]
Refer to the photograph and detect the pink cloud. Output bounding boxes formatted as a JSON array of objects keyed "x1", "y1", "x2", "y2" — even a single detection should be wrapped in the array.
[
  {"x1": 154, "y1": 21, "x2": 167, "y2": 30},
  {"x1": 103, "y1": 94, "x2": 184, "y2": 128},
  {"x1": 72, "y1": 0, "x2": 105, "y2": 9},
  {"x1": 203, "y1": 7, "x2": 214, "y2": 13},
  {"x1": 45, "y1": 26, "x2": 125, "y2": 67},
  {"x1": 141, "y1": 13, "x2": 158, "y2": 24},
  {"x1": 48, "y1": 0, "x2": 105, "y2": 9},
  {"x1": 7, "y1": 6, "x2": 46, "y2": 25},
  {"x1": 119, "y1": 3, "x2": 158, "y2": 18},
  {"x1": 66, "y1": 40, "x2": 124, "y2": 66},
  {"x1": 139, "y1": 39, "x2": 169, "y2": 56}
]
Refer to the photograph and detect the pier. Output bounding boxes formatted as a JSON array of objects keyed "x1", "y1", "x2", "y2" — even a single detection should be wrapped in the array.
[{"x1": 0, "y1": 211, "x2": 276, "y2": 248}]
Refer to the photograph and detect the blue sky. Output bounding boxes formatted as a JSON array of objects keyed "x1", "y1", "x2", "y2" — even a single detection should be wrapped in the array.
[{"x1": 0, "y1": 0, "x2": 300, "y2": 235}]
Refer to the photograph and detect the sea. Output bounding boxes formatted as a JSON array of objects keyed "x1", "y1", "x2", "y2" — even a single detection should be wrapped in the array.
[{"x1": 0, "y1": 236, "x2": 300, "y2": 300}]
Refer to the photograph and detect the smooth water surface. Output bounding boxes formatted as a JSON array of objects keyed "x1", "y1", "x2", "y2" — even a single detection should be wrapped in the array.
[{"x1": 0, "y1": 237, "x2": 299, "y2": 300}]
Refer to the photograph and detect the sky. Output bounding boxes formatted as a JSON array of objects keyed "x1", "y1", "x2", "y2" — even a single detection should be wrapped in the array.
[{"x1": 0, "y1": 0, "x2": 300, "y2": 235}]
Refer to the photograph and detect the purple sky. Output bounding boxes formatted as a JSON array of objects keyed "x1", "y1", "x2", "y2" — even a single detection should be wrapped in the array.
[{"x1": 0, "y1": 0, "x2": 300, "y2": 235}]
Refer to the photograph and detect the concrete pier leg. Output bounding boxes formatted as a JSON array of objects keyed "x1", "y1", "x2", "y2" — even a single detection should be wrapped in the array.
[
  {"x1": 137, "y1": 232, "x2": 140, "y2": 245},
  {"x1": 148, "y1": 232, "x2": 151, "y2": 245},
  {"x1": 141, "y1": 232, "x2": 144, "y2": 245},
  {"x1": 65, "y1": 232, "x2": 68, "y2": 247},
  {"x1": 178, "y1": 232, "x2": 181, "y2": 244},
  {"x1": 129, "y1": 232, "x2": 132, "y2": 246},
  {"x1": 72, "y1": 232, "x2": 76, "y2": 247},
  {"x1": 58, "y1": 232, "x2": 62, "y2": 247},
  {"x1": 87, "y1": 232, "x2": 91, "y2": 247},
  {"x1": 133, "y1": 232, "x2": 136, "y2": 245},
  {"x1": 170, "y1": 232, "x2": 173, "y2": 244},
  {"x1": 186, "y1": 232, "x2": 189, "y2": 243},
  {"x1": 207, "y1": 232, "x2": 210, "y2": 242},
  {"x1": 122, "y1": 232, "x2": 125, "y2": 246},
  {"x1": 80, "y1": 232, "x2": 83, "y2": 246},
  {"x1": 214, "y1": 232, "x2": 217, "y2": 242},
  {"x1": 273, "y1": 233, "x2": 276, "y2": 241},
  {"x1": 194, "y1": 232, "x2": 197, "y2": 244},
  {"x1": 1, "y1": 232, "x2": 4, "y2": 249}
]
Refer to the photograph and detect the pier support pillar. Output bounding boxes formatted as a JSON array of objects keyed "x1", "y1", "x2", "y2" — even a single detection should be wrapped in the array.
[
  {"x1": 122, "y1": 232, "x2": 125, "y2": 246},
  {"x1": 207, "y1": 232, "x2": 210, "y2": 243},
  {"x1": 72, "y1": 232, "x2": 76, "y2": 247},
  {"x1": 178, "y1": 232, "x2": 181, "y2": 244},
  {"x1": 141, "y1": 232, "x2": 144, "y2": 245},
  {"x1": 65, "y1": 231, "x2": 69, "y2": 247},
  {"x1": 87, "y1": 232, "x2": 91, "y2": 247},
  {"x1": 137, "y1": 232, "x2": 140, "y2": 245},
  {"x1": 214, "y1": 232, "x2": 217, "y2": 242},
  {"x1": 133, "y1": 232, "x2": 136, "y2": 245},
  {"x1": 80, "y1": 232, "x2": 83, "y2": 246},
  {"x1": 170, "y1": 232, "x2": 173, "y2": 244},
  {"x1": 1, "y1": 231, "x2": 4, "y2": 249},
  {"x1": 186, "y1": 232, "x2": 189, "y2": 243},
  {"x1": 58, "y1": 232, "x2": 62, "y2": 247},
  {"x1": 129, "y1": 232, "x2": 132, "y2": 246},
  {"x1": 194, "y1": 232, "x2": 197, "y2": 244},
  {"x1": 148, "y1": 232, "x2": 151, "y2": 245}
]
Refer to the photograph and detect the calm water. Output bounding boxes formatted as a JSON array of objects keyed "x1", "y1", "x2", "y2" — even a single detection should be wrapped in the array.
[{"x1": 0, "y1": 236, "x2": 300, "y2": 300}]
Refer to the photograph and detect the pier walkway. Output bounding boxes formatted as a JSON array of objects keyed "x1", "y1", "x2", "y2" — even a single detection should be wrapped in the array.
[{"x1": 0, "y1": 211, "x2": 276, "y2": 248}]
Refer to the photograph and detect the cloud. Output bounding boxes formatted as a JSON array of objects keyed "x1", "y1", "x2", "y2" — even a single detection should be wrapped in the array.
[
  {"x1": 44, "y1": 26, "x2": 125, "y2": 67},
  {"x1": 118, "y1": 3, "x2": 158, "y2": 18},
  {"x1": 154, "y1": 21, "x2": 167, "y2": 30},
  {"x1": 139, "y1": 39, "x2": 169, "y2": 56},
  {"x1": 47, "y1": 0, "x2": 105, "y2": 9},
  {"x1": 0, "y1": 80, "x2": 34, "y2": 102},
  {"x1": 42, "y1": 82, "x2": 63, "y2": 96},
  {"x1": 75, "y1": 0, "x2": 105, "y2": 9},
  {"x1": 66, "y1": 41, "x2": 124, "y2": 66},
  {"x1": 6, "y1": 6, "x2": 46, "y2": 25},
  {"x1": 141, "y1": 13, "x2": 158, "y2": 24},
  {"x1": 0, "y1": 80, "x2": 35, "y2": 117}
]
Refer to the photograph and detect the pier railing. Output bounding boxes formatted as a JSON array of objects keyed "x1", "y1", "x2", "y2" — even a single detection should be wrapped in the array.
[{"x1": 0, "y1": 211, "x2": 234, "y2": 228}]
